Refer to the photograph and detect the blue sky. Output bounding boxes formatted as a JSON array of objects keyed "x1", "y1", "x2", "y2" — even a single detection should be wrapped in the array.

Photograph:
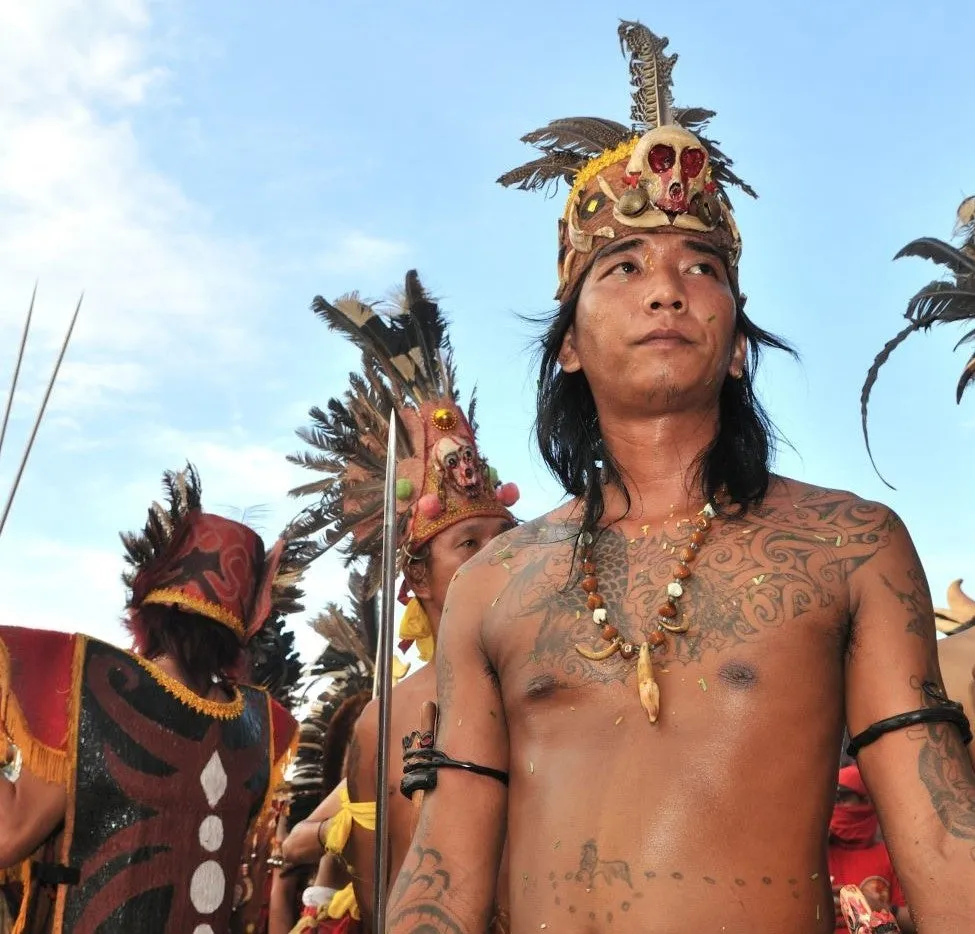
[{"x1": 1, "y1": 0, "x2": 973, "y2": 660}]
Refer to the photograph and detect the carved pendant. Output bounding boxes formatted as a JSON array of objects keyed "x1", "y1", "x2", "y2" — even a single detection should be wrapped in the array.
[
  {"x1": 574, "y1": 640, "x2": 621, "y2": 661},
  {"x1": 637, "y1": 642, "x2": 660, "y2": 724}
]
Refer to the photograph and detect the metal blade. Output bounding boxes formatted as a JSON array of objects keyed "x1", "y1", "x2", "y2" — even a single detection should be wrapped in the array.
[
  {"x1": 0, "y1": 293, "x2": 83, "y2": 541},
  {"x1": 373, "y1": 411, "x2": 398, "y2": 932},
  {"x1": 0, "y1": 284, "x2": 37, "y2": 463}
]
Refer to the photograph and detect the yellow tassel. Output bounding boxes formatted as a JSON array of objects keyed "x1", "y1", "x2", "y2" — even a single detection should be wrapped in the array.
[
  {"x1": 398, "y1": 598, "x2": 435, "y2": 662},
  {"x1": 324, "y1": 787, "x2": 376, "y2": 855}
]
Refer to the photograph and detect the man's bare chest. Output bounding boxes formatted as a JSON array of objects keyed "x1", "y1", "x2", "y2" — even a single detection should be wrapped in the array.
[{"x1": 487, "y1": 519, "x2": 856, "y2": 702}]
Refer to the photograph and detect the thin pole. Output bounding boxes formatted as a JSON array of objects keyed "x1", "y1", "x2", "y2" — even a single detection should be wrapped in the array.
[
  {"x1": 0, "y1": 284, "x2": 37, "y2": 462},
  {"x1": 0, "y1": 294, "x2": 83, "y2": 540}
]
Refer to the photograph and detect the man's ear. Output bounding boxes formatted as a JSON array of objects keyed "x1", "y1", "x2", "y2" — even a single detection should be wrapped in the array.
[
  {"x1": 728, "y1": 331, "x2": 747, "y2": 379},
  {"x1": 405, "y1": 561, "x2": 431, "y2": 600},
  {"x1": 558, "y1": 324, "x2": 582, "y2": 373}
]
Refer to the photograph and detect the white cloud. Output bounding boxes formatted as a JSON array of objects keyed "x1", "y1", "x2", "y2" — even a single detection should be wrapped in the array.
[{"x1": 318, "y1": 231, "x2": 409, "y2": 275}]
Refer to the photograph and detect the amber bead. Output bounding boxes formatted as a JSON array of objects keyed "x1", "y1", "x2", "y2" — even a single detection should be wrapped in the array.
[
  {"x1": 696, "y1": 515, "x2": 712, "y2": 531},
  {"x1": 586, "y1": 593, "x2": 604, "y2": 611},
  {"x1": 658, "y1": 602, "x2": 677, "y2": 618},
  {"x1": 582, "y1": 559, "x2": 596, "y2": 575},
  {"x1": 601, "y1": 625, "x2": 619, "y2": 641},
  {"x1": 674, "y1": 564, "x2": 691, "y2": 580},
  {"x1": 690, "y1": 530, "x2": 706, "y2": 546},
  {"x1": 620, "y1": 643, "x2": 636, "y2": 659},
  {"x1": 648, "y1": 630, "x2": 667, "y2": 648},
  {"x1": 581, "y1": 575, "x2": 599, "y2": 593},
  {"x1": 680, "y1": 547, "x2": 697, "y2": 563}
]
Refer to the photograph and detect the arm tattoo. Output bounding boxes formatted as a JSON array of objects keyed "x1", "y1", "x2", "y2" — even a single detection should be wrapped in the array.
[
  {"x1": 913, "y1": 676, "x2": 975, "y2": 858},
  {"x1": 388, "y1": 844, "x2": 467, "y2": 934},
  {"x1": 880, "y1": 567, "x2": 932, "y2": 639},
  {"x1": 437, "y1": 650, "x2": 457, "y2": 724}
]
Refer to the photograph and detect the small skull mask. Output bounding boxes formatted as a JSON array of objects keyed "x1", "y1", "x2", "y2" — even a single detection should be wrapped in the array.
[
  {"x1": 434, "y1": 436, "x2": 483, "y2": 497},
  {"x1": 624, "y1": 125, "x2": 708, "y2": 215}
]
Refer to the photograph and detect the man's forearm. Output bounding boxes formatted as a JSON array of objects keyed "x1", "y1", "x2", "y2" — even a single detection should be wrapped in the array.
[
  {"x1": 386, "y1": 842, "x2": 487, "y2": 934},
  {"x1": 280, "y1": 819, "x2": 327, "y2": 866}
]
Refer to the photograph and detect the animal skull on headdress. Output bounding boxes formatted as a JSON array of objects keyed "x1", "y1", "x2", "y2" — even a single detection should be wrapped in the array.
[
  {"x1": 616, "y1": 125, "x2": 718, "y2": 231},
  {"x1": 433, "y1": 435, "x2": 484, "y2": 498}
]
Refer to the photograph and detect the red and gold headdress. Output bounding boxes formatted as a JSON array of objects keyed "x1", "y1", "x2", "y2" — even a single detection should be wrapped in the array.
[
  {"x1": 121, "y1": 464, "x2": 303, "y2": 645},
  {"x1": 288, "y1": 270, "x2": 518, "y2": 593},
  {"x1": 498, "y1": 20, "x2": 755, "y2": 300}
]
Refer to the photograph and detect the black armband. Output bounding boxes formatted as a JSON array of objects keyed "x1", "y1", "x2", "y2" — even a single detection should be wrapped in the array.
[
  {"x1": 847, "y1": 682, "x2": 974, "y2": 757},
  {"x1": 400, "y1": 747, "x2": 509, "y2": 800}
]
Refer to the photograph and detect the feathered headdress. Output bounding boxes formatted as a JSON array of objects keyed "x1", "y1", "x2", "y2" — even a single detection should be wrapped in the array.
[
  {"x1": 498, "y1": 20, "x2": 754, "y2": 299},
  {"x1": 861, "y1": 195, "x2": 975, "y2": 485},
  {"x1": 287, "y1": 269, "x2": 518, "y2": 593},
  {"x1": 120, "y1": 463, "x2": 305, "y2": 646},
  {"x1": 286, "y1": 571, "x2": 382, "y2": 820}
]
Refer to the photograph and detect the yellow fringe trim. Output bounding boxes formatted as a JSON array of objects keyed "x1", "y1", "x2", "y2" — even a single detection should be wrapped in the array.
[
  {"x1": 0, "y1": 637, "x2": 69, "y2": 786},
  {"x1": 142, "y1": 588, "x2": 245, "y2": 639},
  {"x1": 564, "y1": 136, "x2": 641, "y2": 218},
  {"x1": 398, "y1": 598, "x2": 435, "y2": 662},
  {"x1": 325, "y1": 787, "x2": 377, "y2": 855},
  {"x1": 10, "y1": 858, "x2": 30, "y2": 934},
  {"x1": 130, "y1": 652, "x2": 245, "y2": 719}
]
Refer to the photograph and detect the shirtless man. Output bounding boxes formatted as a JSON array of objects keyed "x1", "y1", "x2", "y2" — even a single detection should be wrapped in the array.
[
  {"x1": 286, "y1": 270, "x2": 517, "y2": 929},
  {"x1": 386, "y1": 22, "x2": 975, "y2": 934}
]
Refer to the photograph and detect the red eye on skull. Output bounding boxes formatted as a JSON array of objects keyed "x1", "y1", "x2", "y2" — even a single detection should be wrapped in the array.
[
  {"x1": 648, "y1": 144, "x2": 676, "y2": 174},
  {"x1": 680, "y1": 148, "x2": 706, "y2": 179}
]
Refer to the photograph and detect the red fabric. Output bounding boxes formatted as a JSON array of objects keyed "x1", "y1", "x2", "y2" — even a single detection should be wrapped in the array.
[
  {"x1": 270, "y1": 696, "x2": 298, "y2": 763},
  {"x1": 838, "y1": 764, "x2": 868, "y2": 797},
  {"x1": 0, "y1": 625, "x2": 76, "y2": 751},
  {"x1": 295, "y1": 907, "x2": 359, "y2": 934},
  {"x1": 829, "y1": 843, "x2": 905, "y2": 930},
  {"x1": 830, "y1": 803, "x2": 879, "y2": 847},
  {"x1": 132, "y1": 510, "x2": 267, "y2": 638}
]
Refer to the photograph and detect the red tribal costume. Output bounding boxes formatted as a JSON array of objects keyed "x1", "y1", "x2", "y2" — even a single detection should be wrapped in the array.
[{"x1": 0, "y1": 467, "x2": 303, "y2": 934}]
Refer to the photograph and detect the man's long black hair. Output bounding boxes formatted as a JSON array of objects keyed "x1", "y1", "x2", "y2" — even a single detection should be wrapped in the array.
[{"x1": 536, "y1": 279, "x2": 795, "y2": 541}]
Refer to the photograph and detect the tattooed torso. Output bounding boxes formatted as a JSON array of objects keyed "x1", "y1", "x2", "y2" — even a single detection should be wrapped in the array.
[{"x1": 466, "y1": 478, "x2": 899, "y2": 933}]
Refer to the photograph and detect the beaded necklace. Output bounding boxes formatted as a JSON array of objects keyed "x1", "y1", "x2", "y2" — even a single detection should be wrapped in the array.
[{"x1": 574, "y1": 502, "x2": 716, "y2": 723}]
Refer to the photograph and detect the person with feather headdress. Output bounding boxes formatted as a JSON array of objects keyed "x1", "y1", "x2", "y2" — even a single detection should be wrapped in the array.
[
  {"x1": 0, "y1": 465, "x2": 304, "y2": 934},
  {"x1": 286, "y1": 270, "x2": 518, "y2": 932},
  {"x1": 386, "y1": 20, "x2": 975, "y2": 934},
  {"x1": 272, "y1": 574, "x2": 379, "y2": 934}
]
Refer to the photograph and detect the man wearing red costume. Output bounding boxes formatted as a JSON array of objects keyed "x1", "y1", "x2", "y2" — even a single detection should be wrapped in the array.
[
  {"x1": 828, "y1": 765, "x2": 913, "y2": 932},
  {"x1": 0, "y1": 466, "x2": 299, "y2": 933}
]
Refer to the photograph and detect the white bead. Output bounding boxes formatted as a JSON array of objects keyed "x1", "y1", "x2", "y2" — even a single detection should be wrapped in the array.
[
  {"x1": 702, "y1": 502, "x2": 716, "y2": 518},
  {"x1": 667, "y1": 582, "x2": 684, "y2": 598},
  {"x1": 593, "y1": 608, "x2": 608, "y2": 624}
]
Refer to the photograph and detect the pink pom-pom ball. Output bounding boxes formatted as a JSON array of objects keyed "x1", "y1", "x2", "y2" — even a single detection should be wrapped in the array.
[
  {"x1": 417, "y1": 493, "x2": 443, "y2": 519},
  {"x1": 498, "y1": 483, "x2": 520, "y2": 508}
]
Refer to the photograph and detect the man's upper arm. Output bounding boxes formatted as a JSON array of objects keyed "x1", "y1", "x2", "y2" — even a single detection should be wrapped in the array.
[
  {"x1": 347, "y1": 701, "x2": 378, "y2": 930},
  {"x1": 387, "y1": 567, "x2": 508, "y2": 934},
  {"x1": 846, "y1": 506, "x2": 975, "y2": 909}
]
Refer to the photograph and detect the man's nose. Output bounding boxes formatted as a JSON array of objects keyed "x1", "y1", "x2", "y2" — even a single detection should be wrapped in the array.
[{"x1": 641, "y1": 272, "x2": 686, "y2": 314}]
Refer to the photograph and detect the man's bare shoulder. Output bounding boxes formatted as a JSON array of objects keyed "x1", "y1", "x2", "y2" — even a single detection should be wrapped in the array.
[
  {"x1": 758, "y1": 475, "x2": 900, "y2": 537},
  {"x1": 451, "y1": 505, "x2": 580, "y2": 587}
]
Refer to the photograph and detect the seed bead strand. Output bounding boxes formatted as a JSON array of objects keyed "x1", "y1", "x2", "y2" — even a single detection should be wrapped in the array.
[{"x1": 576, "y1": 502, "x2": 716, "y2": 662}]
